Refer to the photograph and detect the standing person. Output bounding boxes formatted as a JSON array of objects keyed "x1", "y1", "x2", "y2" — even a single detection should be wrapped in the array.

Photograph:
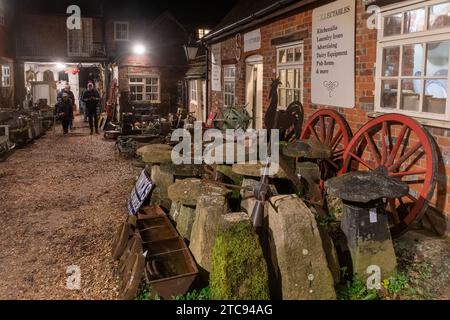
[
  {"x1": 82, "y1": 82, "x2": 101, "y2": 134},
  {"x1": 58, "y1": 84, "x2": 76, "y2": 130},
  {"x1": 55, "y1": 93, "x2": 73, "y2": 135}
]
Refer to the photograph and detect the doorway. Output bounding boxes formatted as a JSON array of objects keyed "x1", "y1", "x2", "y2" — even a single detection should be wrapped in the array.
[{"x1": 245, "y1": 55, "x2": 263, "y2": 129}]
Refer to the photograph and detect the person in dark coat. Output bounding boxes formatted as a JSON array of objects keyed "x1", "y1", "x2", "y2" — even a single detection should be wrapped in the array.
[
  {"x1": 82, "y1": 82, "x2": 101, "y2": 134},
  {"x1": 58, "y1": 84, "x2": 76, "y2": 130},
  {"x1": 55, "y1": 93, "x2": 73, "y2": 135}
]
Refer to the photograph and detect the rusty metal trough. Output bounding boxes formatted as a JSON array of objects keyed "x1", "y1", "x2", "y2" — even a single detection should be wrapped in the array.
[{"x1": 137, "y1": 206, "x2": 198, "y2": 300}]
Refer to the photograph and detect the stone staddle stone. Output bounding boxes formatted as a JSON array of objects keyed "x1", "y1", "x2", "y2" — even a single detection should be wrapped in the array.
[
  {"x1": 167, "y1": 178, "x2": 230, "y2": 207},
  {"x1": 189, "y1": 195, "x2": 229, "y2": 280},
  {"x1": 325, "y1": 171, "x2": 409, "y2": 203},
  {"x1": 137, "y1": 144, "x2": 173, "y2": 164},
  {"x1": 282, "y1": 138, "x2": 332, "y2": 159},
  {"x1": 232, "y1": 163, "x2": 288, "y2": 179},
  {"x1": 149, "y1": 164, "x2": 175, "y2": 210},
  {"x1": 267, "y1": 194, "x2": 336, "y2": 300}
]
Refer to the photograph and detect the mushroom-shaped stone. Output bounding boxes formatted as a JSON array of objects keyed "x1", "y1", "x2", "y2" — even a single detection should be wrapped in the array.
[
  {"x1": 167, "y1": 178, "x2": 230, "y2": 207},
  {"x1": 325, "y1": 171, "x2": 409, "y2": 203},
  {"x1": 282, "y1": 138, "x2": 332, "y2": 159},
  {"x1": 232, "y1": 163, "x2": 288, "y2": 179},
  {"x1": 137, "y1": 144, "x2": 173, "y2": 164}
]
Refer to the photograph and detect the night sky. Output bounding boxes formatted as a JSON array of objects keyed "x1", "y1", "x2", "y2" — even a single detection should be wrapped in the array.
[{"x1": 18, "y1": 0, "x2": 239, "y2": 30}]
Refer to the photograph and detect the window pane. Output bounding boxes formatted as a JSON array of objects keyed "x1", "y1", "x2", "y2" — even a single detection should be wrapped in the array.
[
  {"x1": 296, "y1": 69, "x2": 301, "y2": 89},
  {"x1": 279, "y1": 50, "x2": 286, "y2": 64},
  {"x1": 426, "y1": 41, "x2": 449, "y2": 77},
  {"x1": 381, "y1": 80, "x2": 398, "y2": 109},
  {"x1": 384, "y1": 13, "x2": 402, "y2": 36},
  {"x1": 286, "y1": 89, "x2": 294, "y2": 105},
  {"x1": 400, "y1": 79, "x2": 421, "y2": 111},
  {"x1": 403, "y1": 8, "x2": 425, "y2": 33},
  {"x1": 279, "y1": 69, "x2": 286, "y2": 84},
  {"x1": 294, "y1": 90, "x2": 301, "y2": 102},
  {"x1": 295, "y1": 47, "x2": 302, "y2": 62},
  {"x1": 279, "y1": 89, "x2": 286, "y2": 107},
  {"x1": 429, "y1": 2, "x2": 450, "y2": 30},
  {"x1": 402, "y1": 43, "x2": 423, "y2": 76},
  {"x1": 286, "y1": 70, "x2": 295, "y2": 88},
  {"x1": 287, "y1": 48, "x2": 294, "y2": 62},
  {"x1": 424, "y1": 79, "x2": 447, "y2": 114},
  {"x1": 382, "y1": 46, "x2": 400, "y2": 76}
]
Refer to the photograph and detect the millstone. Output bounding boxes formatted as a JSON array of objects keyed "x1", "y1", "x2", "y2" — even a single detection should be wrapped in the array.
[
  {"x1": 137, "y1": 144, "x2": 173, "y2": 164},
  {"x1": 282, "y1": 138, "x2": 332, "y2": 159},
  {"x1": 167, "y1": 178, "x2": 230, "y2": 207}
]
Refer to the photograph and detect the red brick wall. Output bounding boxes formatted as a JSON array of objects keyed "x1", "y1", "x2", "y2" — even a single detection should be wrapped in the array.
[{"x1": 208, "y1": 1, "x2": 450, "y2": 233}]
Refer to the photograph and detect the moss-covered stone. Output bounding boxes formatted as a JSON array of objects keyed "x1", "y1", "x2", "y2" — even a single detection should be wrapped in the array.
[{"x1": 210, "y1": 220, "x2": 270, "y2": 300}]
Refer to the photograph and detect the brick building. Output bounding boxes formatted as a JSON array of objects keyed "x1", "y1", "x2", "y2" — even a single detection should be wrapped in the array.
[
  {"x1": 203, "y1": 0, "x2": 450, "y2": 235},
  {"x1": 14, "y1": 2, "x2": 188, "y2": 115}
]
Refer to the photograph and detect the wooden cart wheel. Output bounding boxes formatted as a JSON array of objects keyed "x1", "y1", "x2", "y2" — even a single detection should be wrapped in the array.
[
  {"x1": 300, "y1": 109, "x2": 353, "y2": 186},
  {"x1": 118, "y1": 234, "x2": 143, "y2": 276},
  {"x1": 111, "y1": 221, "x2": 133, "y2": 261},
  {"x1": 341, "y1": 114, "x2": 438, "y2": 237},
  {"x1": 119, "y1": 252, "x2": 146, "y2": 300}
]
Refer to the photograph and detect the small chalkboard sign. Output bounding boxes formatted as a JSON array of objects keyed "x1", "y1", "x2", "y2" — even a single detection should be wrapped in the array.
[{"x1": 127, "y1": 169, "x2": 154, "y2": 216}]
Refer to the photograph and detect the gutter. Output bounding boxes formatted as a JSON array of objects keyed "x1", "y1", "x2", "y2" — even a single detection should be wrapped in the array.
[{"x1": 203, "y1": 0, "x2": 320, "y2": 43}]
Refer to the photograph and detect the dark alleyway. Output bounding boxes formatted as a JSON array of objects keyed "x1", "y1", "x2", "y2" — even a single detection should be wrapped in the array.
[{"x1": 0, "y1": 118, "x2": 136, "y2": 299}]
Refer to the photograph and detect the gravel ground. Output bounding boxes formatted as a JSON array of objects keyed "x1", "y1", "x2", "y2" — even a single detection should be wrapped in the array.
[{"x1": 0, "y1": 118, "x2": 137, "y2": 300}]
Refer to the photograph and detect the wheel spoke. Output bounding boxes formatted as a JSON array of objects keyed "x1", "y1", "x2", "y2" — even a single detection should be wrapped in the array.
[
  {"x1": 388, "y1": 141, "x2": 422, "y2": 172},
  {"x1": 325, "y1": 158, "x2": 340, "y2": 170},
  {"x1": 319, "y1": 116, "x2": 326, "y2": 143},
  {"x1": 389, "y1": 169, "x2": 426, "y2": 178},
  {"x1": 386, "y1": 124, "x2": 408, "y2": 167},
  {"x1": 381, "y1": 121, "x2": 389, "y2": 165},
  {"x1": 349, "y1": 152, "x2": 375, "y2": 170},
  {"x1": 330, "y1": 130, "x2": 343, "y2": 150},
  {"x1": 310, "y1": 125, "x2": 321, "y2": 142},
  {"x1": 325, "y1": 118, "x2": 335, "y2": 145},
  {"x1": 364, "y1": 132, "x2": 381, "y2": 167}
]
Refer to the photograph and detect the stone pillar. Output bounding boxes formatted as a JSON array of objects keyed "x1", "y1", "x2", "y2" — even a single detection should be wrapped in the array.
[
  {"x1": 326, "y1": 171, "x2": 410, "y2": 283},
  {"x1": 267, "y1": 195, "x2": 336, "y2": 300}
]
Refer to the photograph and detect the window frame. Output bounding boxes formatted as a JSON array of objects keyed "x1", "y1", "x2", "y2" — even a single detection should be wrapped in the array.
[
  {"x1": 1, "y1": 65, "x2": 11, "y2": 87},
  {"x1": 114, "y1": 21, "x2": 129, "y2": 42},
  {"x1": 375, "y1": 0, "x2": 450, "y2": 121},
  {"x1": 129, "y1": 76, "x2": 160, "y2": 103},
  {"x1": 276, "y1": 42, "x2": 304, "y2": 108},
  {"x1": 190, "y1": 80, "x2": 198, "y2": 104},
  {"x1": 223, "y1": 65, "x2": 236, "y2": 107}
]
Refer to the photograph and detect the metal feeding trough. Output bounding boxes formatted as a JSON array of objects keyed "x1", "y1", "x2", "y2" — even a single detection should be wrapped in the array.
[
  {"x1": 114, "y1": 206, "x2": 198, "y2": 300},
  {"x1": 137, "y1": 208, "x2": 198, "y2": 300}
]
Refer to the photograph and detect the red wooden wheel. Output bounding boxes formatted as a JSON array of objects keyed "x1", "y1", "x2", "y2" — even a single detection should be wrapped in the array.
[
  {"x1": 300, "y1": 109, "x2": 353, "y2": 184},
  {"x1": 341, "y1": 114, "x2": 438, "y2": 237}
]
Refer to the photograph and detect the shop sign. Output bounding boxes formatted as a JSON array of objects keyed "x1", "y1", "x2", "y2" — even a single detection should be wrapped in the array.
[
  {"x1": 211, "y1": 43, "x2": 222, "y2": 92},
  {"x1": 244, "y1": 29, "x2": 261, "y2": 52},
  {"x1": 312, "y1": 0, "x2": 355, "y2": 108}
]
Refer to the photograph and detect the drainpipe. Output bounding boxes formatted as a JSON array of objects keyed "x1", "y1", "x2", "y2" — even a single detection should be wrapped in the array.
[{"x1": 204, "y1": 44, "x2": 210, "y2": 117}]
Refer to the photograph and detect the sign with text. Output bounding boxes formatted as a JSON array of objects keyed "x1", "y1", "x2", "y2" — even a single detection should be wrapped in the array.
[
  {"x1": 312, "y1": 0, "x2": 355, "y2": 108},
  {"x1": 127, "y1": 169, "x2": 154, "y2": 215},
  {"x1": 244, "y1": 29, "x2": 261, "y2": 52},
  {"x1": 211, "y1": 44, "x2": 222, "y2": 92}
]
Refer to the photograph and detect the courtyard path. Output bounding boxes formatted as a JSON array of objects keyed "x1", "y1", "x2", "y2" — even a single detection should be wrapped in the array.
[{"x1": 0, "y1": 118, "x2": 136, "y2": 299}]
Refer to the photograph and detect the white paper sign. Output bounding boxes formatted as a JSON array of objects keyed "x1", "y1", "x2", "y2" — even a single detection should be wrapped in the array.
[
  {"x1": 211, "y1": 44, "x2": 222, "y2": 92},
  {"x1": 312, "y1": 0, "x2": 355, "y2": 108},
  {"x1": 128, "y1": 169, "x2": 154, "y2": 215},
  {"x1": 244, "y1": 29, "x2": 261, "y2": 52}
]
